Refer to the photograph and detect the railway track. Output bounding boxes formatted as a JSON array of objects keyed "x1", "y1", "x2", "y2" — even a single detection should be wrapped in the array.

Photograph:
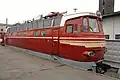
[{"x1": 103, "y1": 60, "x2": 120, "y2": 79}]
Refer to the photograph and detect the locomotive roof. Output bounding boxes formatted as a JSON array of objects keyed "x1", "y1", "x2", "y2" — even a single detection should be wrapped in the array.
[
  {"x1": 60, "y1": 12, "x2": 98, "y2": 26},
  {"x1": 9, "y1": 12, "x2": 99, "y2": 29}
]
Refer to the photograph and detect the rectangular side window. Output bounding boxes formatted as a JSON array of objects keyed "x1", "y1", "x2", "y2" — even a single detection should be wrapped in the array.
[
  {"x1": 34, "y1": 31, "x2": 39, "y2": 36},
  {"x1": 44, "y1": 19, "x2": 51, "y2": 27},
  {"x1": 33, "y1": 21, "x2": 38, "y2": 28},
  {"x1": 115, "y1": 34, "x2": 120, "y2": 39},
  {"x1": 66, "y1": 24, "x2": 73, "y2": 33},
  {"x1": 54, "y1": 16, "x2": 62, "y2": 26},
  {"x1": 28, "y1": 23, "x2": 32, "y2": 30},
  {"x1": 38, "y1": 20, "x2": 43, "y2": 28}
]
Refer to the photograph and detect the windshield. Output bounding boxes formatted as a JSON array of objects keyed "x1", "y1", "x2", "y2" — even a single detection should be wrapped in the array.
[
  {"x1": 88, "y1": 18, "x2": 99, "y2": 32},
  {"x1": 82, "y1": 17, "x2": 100, "y2": 32}
]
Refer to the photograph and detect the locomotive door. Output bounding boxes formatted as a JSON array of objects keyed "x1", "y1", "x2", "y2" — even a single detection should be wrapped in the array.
[{"x1": 52, "y1": 29, "x2": 59, "y2": 56}]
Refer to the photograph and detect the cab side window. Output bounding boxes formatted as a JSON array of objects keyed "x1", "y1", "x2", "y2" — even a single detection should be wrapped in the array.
[
  {"x1": 66, "y1": 24, "x2": 73, "y2": 33},
  {"x1": 34, "y1": 31, "x2": 39, "y2": 36}
]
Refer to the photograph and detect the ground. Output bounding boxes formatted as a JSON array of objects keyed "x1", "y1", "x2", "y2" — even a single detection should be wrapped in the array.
[{"x1": 0, "y1": 46, "x2": 118, "y2": 80}]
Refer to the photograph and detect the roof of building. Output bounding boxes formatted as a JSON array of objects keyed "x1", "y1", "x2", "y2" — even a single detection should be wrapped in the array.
[
  {"x1": 103, "y1": 11, "x2": 120, "y2": 18},
  {"x1": 0, "y1": 23, "x2": 12, "y2": 27},
  {"x1": 0, "y1": 23, "x2": 7, "y2": 26}
]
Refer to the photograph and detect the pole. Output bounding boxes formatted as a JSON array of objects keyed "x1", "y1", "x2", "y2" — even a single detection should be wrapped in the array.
[{"x1": 6, "y1": 18, "x2": 8, "y2": 28}]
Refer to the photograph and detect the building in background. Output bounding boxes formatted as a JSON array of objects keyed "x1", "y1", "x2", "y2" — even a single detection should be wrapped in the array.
[
  {"x1": 99, "y1": 0, "x2": 114, "y2": 15},
  {"x1": 102, "y1": 12, "x2": 120, "y2": 40},
  {"x1": 0, "y1": 23, "x2": 7, "y2": 33},
  {"x1": 99, "y1": 0, "x2": 120, "y2": 40},
  {"x1": 0, "y1": 23, "x2": 12, "y2": 33}
]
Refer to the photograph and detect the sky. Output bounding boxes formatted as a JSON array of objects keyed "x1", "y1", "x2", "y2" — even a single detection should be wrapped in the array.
[{"x1": 0, "y1": 0, "x2": 120, "y2": 24}]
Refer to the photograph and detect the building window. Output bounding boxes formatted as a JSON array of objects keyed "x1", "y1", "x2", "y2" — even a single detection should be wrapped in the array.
[
  {"x1": 102, "y1": 8, "x2": 104, "y2": 15},
  {"x1": 105, "y1": 35, "x2": 109, "y2": 39},
  {"x1": 66, "y1": 24, "x2": 73, "y2": 33},
  {"x1": 115, "y1": 34, "x2": 120, "y2": 39}
]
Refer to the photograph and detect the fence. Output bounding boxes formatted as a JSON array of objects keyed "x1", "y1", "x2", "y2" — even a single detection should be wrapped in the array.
[{"x1": 104, "y1": 40, "x2": 120, "y2": 68}]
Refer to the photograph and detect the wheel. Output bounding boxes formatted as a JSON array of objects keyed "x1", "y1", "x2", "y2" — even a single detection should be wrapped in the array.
[{"x1": 96, "y1": 67, "x2": 105, "y2": 74}]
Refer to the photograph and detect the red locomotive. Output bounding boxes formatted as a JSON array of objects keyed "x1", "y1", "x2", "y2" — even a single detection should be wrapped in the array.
[{"x1": 6, "y1": 11, "x2": 105, "y2": 63}]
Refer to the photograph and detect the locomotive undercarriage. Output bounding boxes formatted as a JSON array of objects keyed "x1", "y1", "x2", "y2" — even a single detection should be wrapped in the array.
[{"x1": 91, "y1": 48, "x2": 111, "y2": 74}]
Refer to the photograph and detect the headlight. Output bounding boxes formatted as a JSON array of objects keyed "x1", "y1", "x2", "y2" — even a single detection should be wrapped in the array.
[
  {"x1": 83, "y1": 51, "x2": 95, "y2": 57},
  {"x1": 88, "y1": 51, "x2": 95, "y2": 57}
]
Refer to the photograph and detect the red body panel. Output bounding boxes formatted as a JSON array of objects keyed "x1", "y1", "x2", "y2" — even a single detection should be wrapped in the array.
[{"x1": 6, "y1": 27, "x2": 105, "y2": 62}]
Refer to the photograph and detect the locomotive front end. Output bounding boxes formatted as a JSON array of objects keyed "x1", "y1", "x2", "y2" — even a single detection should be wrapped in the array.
[
  {"x1": 61, "y1": 12, "x2": 105, "y2": 62},
  {"x1": 80, "y1": 15, "x2": 105, "y2": 62}
]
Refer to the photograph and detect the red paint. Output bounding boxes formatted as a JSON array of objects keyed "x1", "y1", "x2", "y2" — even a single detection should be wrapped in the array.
[{"x1": 6, "y1": 14, "x2": 105, "y2": 62}]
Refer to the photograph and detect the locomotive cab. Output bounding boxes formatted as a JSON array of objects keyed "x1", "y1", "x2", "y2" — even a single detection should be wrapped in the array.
[{"x1": 65, "y1": 15, "x2": 103, "y2": 34}]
